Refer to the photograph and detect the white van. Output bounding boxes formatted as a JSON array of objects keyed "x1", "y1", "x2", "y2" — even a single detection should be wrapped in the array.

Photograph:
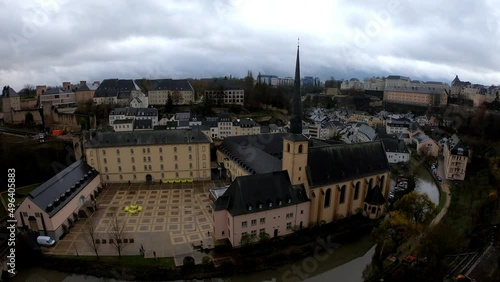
[{"x1": 36, "y1": 236, "x2": 55, "y2": 246}]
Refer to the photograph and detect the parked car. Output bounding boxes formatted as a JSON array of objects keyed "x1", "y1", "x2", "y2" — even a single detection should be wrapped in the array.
[
  {"x1": 437, "y1": 176, "x2": 442, "y2": 182},
  {"x1": 36, "y1": 236, "x2": 55, "y2": 246}
]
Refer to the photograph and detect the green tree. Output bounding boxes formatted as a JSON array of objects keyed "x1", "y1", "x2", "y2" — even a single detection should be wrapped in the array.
[
  {"x1": 372, "y1": 211, "x2": 414, "y2": 251},
  {"x1": 393, "y1": 191, "x2": 436, "y2": 226},
  {"x1": 240, "y1": 233, "x2": 257, "y2": 246},
  {"x1": 164, "y1": 94, "x2": 174, "y2": 113},
  {"x1": 258, "y1": 232, "x2": 270, "y2": 243}
]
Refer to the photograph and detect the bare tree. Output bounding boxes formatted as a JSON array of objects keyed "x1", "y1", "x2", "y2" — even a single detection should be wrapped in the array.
[
  {"x1": 171, "y1": 90, "x2": 184, "y2": 105},
  {"x1": 83, "y1": 221, "x2": 102, "y2": 260},
  {"x1": 108, "y1": 216, "x2": 127, "y2": 258}
]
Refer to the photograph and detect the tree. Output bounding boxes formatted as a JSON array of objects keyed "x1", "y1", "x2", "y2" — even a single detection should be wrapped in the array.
[
  {"x1": 240, "y1": 233, "x2": 257, "y2": 246},
  {"x1": 83, "y1": 221, "x2": 102, "y2": 260},
  {"x1": 171, "y1": 90, "x2": 183, "y2": 105},
  {"x1": 107, "y1": 216, "x2": 127, "y2": 258},
  {"x1": 258, "y1": 232, "x2": 270, "y2": 243},
  {"x1": 25, "y1": 112, "x2": 34, "y2": 126},
  {"x1": 372, "y1": 211, "x2": 414, "y2": 251},
  {"x1": 164, "y1": 94, "x2": 174, "y2": 113},
  {"x1": 393, "y1": 191, "x2": 436, "y2": 226},
  {"x1": 418, "y1": 224, "x2": 463, "y2": 267}
]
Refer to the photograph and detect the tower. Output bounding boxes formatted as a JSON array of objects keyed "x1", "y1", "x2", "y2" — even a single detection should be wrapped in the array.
[{"x1": 283, "y1": 42, "x2": 308, "y2": 186}]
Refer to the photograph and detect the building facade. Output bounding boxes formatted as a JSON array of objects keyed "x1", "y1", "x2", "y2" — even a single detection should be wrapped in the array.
[
  {"x1": 40, "y1": 88, "x2": 76, "y2": 107},
  {"x1": 15, "y1": 160, "x2": 101, "y2": 241},
  {"x1": 146, "y1": 79, "x2": 194, "y2": 106},
  {"x1": 443, "y1": 142, "x2": 468, "y2": 180},
  {"x1": 84, "y1": 129, "x2": 211, "y2": 182}
]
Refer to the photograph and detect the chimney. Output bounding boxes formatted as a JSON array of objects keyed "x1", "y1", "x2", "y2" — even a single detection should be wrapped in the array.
[
  {"x1": 62, "y1": 82, "x2": 71, "y2": 90},
  {"x1": 36, "y1": 85, "x2": 47, "y2": 97}
]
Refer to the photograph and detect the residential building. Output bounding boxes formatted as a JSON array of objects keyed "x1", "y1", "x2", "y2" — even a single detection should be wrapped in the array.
[
  {"x1": 112, "y1": 119, "x2": 134, "y2": 132},
  {"x1": 14, "y1": 160, "x2": 101, "y2": 241},
  {"x1": 213, "y1": 171, "x2": 310, "y2": 246},
  {"x1": 381, "y1": 138, "x2": 410, "y2": 163},
  {"x1": 109, "y1": 107, "x2": 158, "y2": 129},
  {"x1": 1, "y1": 87, "x2": 20, "y2": 112},
  {"x1": 412, "y1": 133, "x2": 440, "y2": 157},
  {"x1": 364, "y1": 77, "x2": 385, "y2": 91},
  {"x1": 93, "y1": 79, "x2": 142, "y2": 105},
  {"x1": 340, "y1": 78, "x2": 363, "y2": 90},
  {"x1": 133, "y1": 119, "x2": 153, "y2": 131},
  {"x1": 205, "y1": 89, "x2": 244, "y2": 106},
  {"x1": 75, "y1": 81, "x2": 99, "y2": 104},
  {"x1": 443, "y1": 138, "x2": 469, "y2": 180},
  {"x1": 385, "y1": 118, "x2": 413, "y2": 134},
  {"x1": 232, "y1": 118, "x2": 261, "y2": 136},
  {"x1": 130, "y1": 95, "x2": 149, "y2": 108},
  {"x1": 146, "y1": 79, "x2": 194, "y2": 106},
  {"x1": 84, "y1": 129, "x2": 211, "y2": 182},
  {"x1": 258, "y1": 75, "x2": 278, "y2": 85},
  {"x1": 40, "y1": 88, "x2": 76, "y2": 107}
]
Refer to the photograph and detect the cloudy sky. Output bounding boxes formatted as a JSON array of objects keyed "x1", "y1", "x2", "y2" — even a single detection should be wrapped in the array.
[{"x1": 1, "y1": 0, "x2": 499, "y2": 90}]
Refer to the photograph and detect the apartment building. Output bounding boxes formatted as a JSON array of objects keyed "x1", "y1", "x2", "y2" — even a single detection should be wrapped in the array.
[
  {"x1": 93, "y1": 79, "x2": 142, "y2": 105},
  {"x1": 84, "y1": 129, "x2": 212, "y2": 182},
  {"x1": 443, "y1": 139, "x2": 469, "y2": 181},
  {"x1": 40, "y1": 88, "x2": 76, "y2": 107},
  {"x1": 146, "y1": 79, "x2": 194, "y2": 106},
  {"x1": 109, "y1": 107, "x2": 158, "y2": 129}
]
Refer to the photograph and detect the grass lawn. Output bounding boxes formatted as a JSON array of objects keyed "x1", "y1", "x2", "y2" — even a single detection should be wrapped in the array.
[
  {"x1": 50, "y1": 255, "x2": 176, "y2": 269},
  {"x1": 0, "y1": 183, "x2": 39, "y2": 218}
]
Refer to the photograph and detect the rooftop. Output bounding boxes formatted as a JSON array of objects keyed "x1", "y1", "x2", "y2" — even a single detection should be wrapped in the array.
[
  {"x1": 28, "y1": 160, "x2": 99, "y2": 217},
  {"x1": 213, "y1": 170, "x2": 309, "y2": 216},
  {"x1": 86, "y1": 129, "x2": 211, "y2": 148}
]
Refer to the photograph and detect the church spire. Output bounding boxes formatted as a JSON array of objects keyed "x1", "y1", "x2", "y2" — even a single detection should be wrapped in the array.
[{"x1": 290, "y1": 41, "x2": 302, "y2": 135}]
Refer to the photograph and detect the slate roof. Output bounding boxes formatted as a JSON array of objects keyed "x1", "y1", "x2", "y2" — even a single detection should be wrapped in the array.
[
  {"x1": 94, "y1": 79, "x2": 138, "y2": 98},
  {"x1": 450, "y1": 142, "x2": 468, "y2": 156},
  {"x1": 232, "y1": 118, "x2": 258, "y2": 127},
  {"x1": 110, "y1": 108, "x2": 157, "y2": 117},
  {"x1": 76, "y1": 83, "x2": 98, "y2": 91},
  {"x1": 146, "y1": 79, "x2": 193, "y2": 91},
  {"x1": 2, "y1": 87, "x2": 18, "y2": 97},
  {"x1": 306, "y1": 141, "x2": 390, "y2": 188},
  {"x1": 381, "y1": 138, "x2": 410, "y2": 154},
  {"x1": 219, "y1": 133, "x2": 286, "y2": 174},
  {"x1": 27, "y1": 160, "x2": 99, "y2": 217},
  {"x1": 364, "y1": 185, "x2": 386, "y2": 205},
  {"x1": 358, "y1": 124, "x2": 377, "y2": 140},
  {"x1": 87, "y1": 129, "x2": 210, "y2": 147},
  {"x1": 385, "y1": 86, "x2": 444, "y2": 94},
  {"x1": 261, "y1": 126, "x2": 270, "y2": 133},
  {"x1": 43, "y1": 88, "x2": 74, "y2": 95},
  {"x1": 133, "y1": 119, "x2": 153, "y2": 130},
  {"x1": 213, "y1": 170, "x2": 309, "y2": 216},
  {"x1": 113, "y1": 119, "x2": 134, "y2": 124}
]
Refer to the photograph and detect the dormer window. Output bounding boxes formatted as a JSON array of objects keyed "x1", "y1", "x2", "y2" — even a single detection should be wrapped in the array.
[
  {"x1": 258, "y1": 203, "x2": 263, "y2": 209},
  {"x1": 247, "y1": 204, "x2": 253, "y2": 211},
  {"x1": 288, "y1": 198, "x2": 292, "y2": 204}
]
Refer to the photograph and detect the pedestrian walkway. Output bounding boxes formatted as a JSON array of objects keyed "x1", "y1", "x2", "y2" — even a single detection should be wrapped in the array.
[{"x1": 45, "y1": 181, "x2": 221, "y2": 266}]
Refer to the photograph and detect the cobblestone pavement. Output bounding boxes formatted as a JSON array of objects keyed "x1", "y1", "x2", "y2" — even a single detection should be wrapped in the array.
[{"x1": 45, "y1": 181, "x2": 224, "y2": 265}]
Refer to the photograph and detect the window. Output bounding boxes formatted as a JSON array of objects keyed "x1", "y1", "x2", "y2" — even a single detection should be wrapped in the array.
[
  {"x1": 161, "y1": 173, "x2": 164, "y2": 178},
  {"x1": 174, "y1": 155, "x2": 178, "y2": 161},
  {"x1": 300, "y1": 210, "x2": 303, "y2": 215},
  {"x1": 160, "y1": 156, "x2": 163, "y2": 161},
  {"x1": 286, "y1": 143, "x2": 290, "y2": 152},
  {"x1": 116, "y1": 149, "x2": 120, "y2": 155},
  {"x1": 286, "y1": 222, "x2": 292, "y2": 230},
  {"x1": 298, "y1": 144, "x2": 303, "y2": 153},
  {"x1": 118, "y1": 166, "x2": 122, "y2": 172},
  {"x1": 203, "y1": 163, "x2": 206, "y2": 168},
  {"x1": 202, "y1": 154, "x2": 206, "y2": 160},
  {"x1": 147, "y1": 148, "x2": 150, "y2": 153},
  {"x1": 190, "y1": 171, "x2": 193, "y2": 177},
  {"x1": 119, "y1": 175, "x2": 123, "y2": 180},
  {"x1": 175, "y1": 164, "x2": 178, "y2": 169},
  {"x1": 174, "y1": 147, "x2": 177, "y2": 152},
  {"x1": 175, "y1": 172, "x2": 179, "y2": 178},
  {"x1": 106, "y1": 175, "x2": 109, "y2": 180},
  {"x1": 324, "y1": 188, "x2": 331, "y2": 208},
  {"x1": 286, "y1": 213, "x2": 293, "y2": 219},
  {"x1": 188, "y1": 146, "x2": 192, "y2": 152},
  {"x1": 354, "y1": 182, "x2": 360, "y2": 200},
  {"x1": 148, "y1": 165, "x2": 152, "y2": 171},
  {"x1": 202, "y1": 146, "x2": 206, "y2": 152},
  {"x1": 242, "y1": 221, "x2": 247, "y2": 228},
  {"x1": 160, "y1": 164, "x2": 164, "y2": 170},
  {"x1": 260, "y1": 228, "x2": 266, "y2": 234},
  {"x1": 251, "y1": 230, "x2": 257, "y2": 236},
  {"x1": 148, "y1": 156, "x2": 151, "y2": 162},
  {"x1": 339, "y1": 185, "x2": 346, "y2": 204},
  {"x1": 143, "y1": 148, "x2": 146, "y2": 154},
  {"x1": 117, "y1": 157, "x2": 121, "y2": 163},
  {"x1": 133, "y1": 174, "x2": 136, "y2": 180},
  {"x1": 102, "y1": 149, "x2": 106, "y2": 155},
  {"x1": 144, "y1": 165, "x2": 147, "y2": 170},
  {"x1": 143, "y1": 157, "x2": 146, "y2": 162},
  {"x1": 103, "y1": 158, "x2": 107, "y2": 164},
  {"x1": 189, "y1": 155, "x2": 192, "y2": 160},
  {"x1": 105, "y1": 167, "x2": 108, "y2": 172},
  {"x1": 260, "y1": 217, "x2": 265, "y2": 224},
  {"x1": 132, "y1": 165, "x2": 135, "y2": 171},
  {"x1": 251, "y1": 219, "x2": 257, "y2": 226},
  {"x1": 159, "y1": 147, "x2": 162, "y2": 153},
  {"x1": 242, "y1": 232, "x2": 248, "y2": 237},
  {"x1": 189, "y1": 163, "x2": 192, "y2": 169},
  {"x1": 131, "y1": 157, "x2": 135, "y2": 163},
  {"x1": 130, "y1": 148, "x2": 134, "y2": 154}
]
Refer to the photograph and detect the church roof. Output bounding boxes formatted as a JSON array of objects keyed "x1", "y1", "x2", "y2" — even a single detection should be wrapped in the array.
[
  {"x1": 213, "y1": 170, "x2": 309, "y2": 216},
  {"x1": 364, "y1": 185, "x2": 386, "y2": 205},
  {"x1": 306, "y1": 141, "x2": 390, "y2": 188}
]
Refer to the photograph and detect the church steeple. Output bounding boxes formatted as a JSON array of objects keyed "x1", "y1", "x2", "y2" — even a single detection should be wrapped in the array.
[{"x1": 290, "y1": 42, "x2": 302, "y2": 135}]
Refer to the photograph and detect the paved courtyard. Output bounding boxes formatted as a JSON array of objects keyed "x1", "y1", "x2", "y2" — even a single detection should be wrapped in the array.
[{"x1": 45, "y1": 181, "x2": 222, "y2": 266}]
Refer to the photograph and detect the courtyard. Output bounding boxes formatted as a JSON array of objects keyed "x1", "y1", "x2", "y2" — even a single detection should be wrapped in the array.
[{"x1": 45, "y1": 181, "x2": 222, "y2": 266}]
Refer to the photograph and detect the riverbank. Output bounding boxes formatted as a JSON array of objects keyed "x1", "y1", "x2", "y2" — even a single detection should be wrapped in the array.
[{"x1": 14, "y1": 215, "x2": 379, "y2": 281}]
